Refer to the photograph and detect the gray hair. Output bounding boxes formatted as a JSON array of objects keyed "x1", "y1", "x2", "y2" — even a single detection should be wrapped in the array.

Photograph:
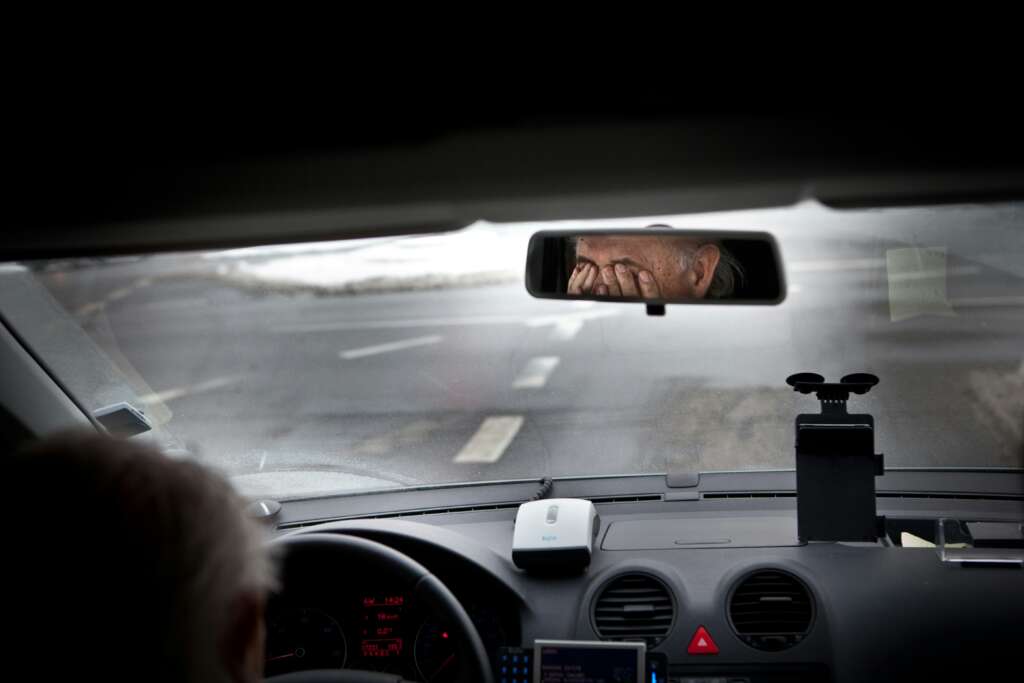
[
  {"x1": 173, "y1": 448, "x2": 279, "y2": 683},
  {"x1": 9, "y1": 432, "x2": 277, "y2": 682},
  {"x1": 679, "y1": 241, "x2": 744, "y2": 299},
  {"x1": 643, "y1": 225, "x2": 744, "y2": 298}
]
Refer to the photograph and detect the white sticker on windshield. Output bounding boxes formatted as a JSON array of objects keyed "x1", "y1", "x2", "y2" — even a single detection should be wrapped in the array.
[{"x1": 886, "y1": 247, "x2": 955, "y2": 322}]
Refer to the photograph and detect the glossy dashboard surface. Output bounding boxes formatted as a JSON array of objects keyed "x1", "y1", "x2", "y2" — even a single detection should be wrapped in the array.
[{"x1": 268, "y1": 472, "x2": 1024, "y2": 682}]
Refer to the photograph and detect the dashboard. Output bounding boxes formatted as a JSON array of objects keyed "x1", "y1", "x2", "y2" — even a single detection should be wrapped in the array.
[{"x1": 266, "y1": 471, "x2": 1024, "y2": 682}]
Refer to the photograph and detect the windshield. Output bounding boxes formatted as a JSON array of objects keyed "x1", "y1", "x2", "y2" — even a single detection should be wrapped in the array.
[{"x1": 3, "y1": 201, "x2": 1022, "y2": 499}]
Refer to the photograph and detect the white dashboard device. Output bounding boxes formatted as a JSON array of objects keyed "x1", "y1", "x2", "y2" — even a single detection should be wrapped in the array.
[{"x1": 512, "y1": 498, "x2": 599, "y2": 573}]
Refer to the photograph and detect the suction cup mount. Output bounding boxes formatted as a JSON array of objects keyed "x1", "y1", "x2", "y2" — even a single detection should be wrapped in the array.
[{"x1": 787, "y1": 372, "x2": 879, "y2": 414}]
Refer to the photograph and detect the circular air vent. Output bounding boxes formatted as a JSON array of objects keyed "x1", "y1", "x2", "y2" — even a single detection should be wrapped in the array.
[
  {"x1": 592, "y1": 573, "x2": 675, "y2": 647},
  {"x1": 728, "y1": 569, "x2": 814, "y2": 652}
]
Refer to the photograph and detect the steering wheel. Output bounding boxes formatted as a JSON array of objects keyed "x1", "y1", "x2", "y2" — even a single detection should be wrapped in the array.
[{"x1": 264, "y1": 533, "x2": 494, "y2": 683}]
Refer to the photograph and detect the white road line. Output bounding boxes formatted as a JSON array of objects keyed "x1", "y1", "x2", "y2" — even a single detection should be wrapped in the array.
[
  {"x1": 525, "y1": 309, "x2": 620, "y2": 327},
  {"x1": 340, "y1": 335, "x2": 442, "y2": 360},
  {"x1": 106, "y1": 287, "x2": 133, "y2": 301},
  {"x1": 135, "y1": 277, "x2": 153, "y2": 288},
  {"x1": 453, "y1": 415, "x2": 525, "y2": 464},
  {"x1": 278, "y1": 315, "x2": 524, "y2": 333},
  {"x1": 258, "y1": 453, "x2": 267, "y2": 471},
  {"x1": 950, "y1": 295, "x2": 1024, "y2": 308},
  {"x1": 513, "y1": 356, "x2": 560, "y2": 389},
  {"x1": 550, "y1": 319, "x2": 585, "y2": 340},
  {"x1": 139, "y1": 375, "x2": 243, "y2": 404},
  {"x1": 75, "y1": 301, "x2": 105, "y2": 316},
  {"x1": 526, "y1": 309, "x2": 620, "y2": 340}
]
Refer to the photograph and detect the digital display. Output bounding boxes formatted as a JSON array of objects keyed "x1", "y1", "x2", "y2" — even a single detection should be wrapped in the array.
[
  {"x1": 362, "y1": 595, "x2": 405, "y2": 607},
  {"x1": 361, "y1": 638, "x2": 404, "y2": 658},
  {"x1": 535, "y1": 640, "x2": 643, "y2": 683},
  {"x1": 359, "y1": 595, "x2": 406, "y2": 658}
]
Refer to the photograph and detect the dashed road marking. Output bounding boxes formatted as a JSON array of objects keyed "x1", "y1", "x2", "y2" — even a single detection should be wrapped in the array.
[
  {"x1": 75, "y1": 301, "x2": 106, "y2": 316},
  {"x1": 340, "y1": 335, "x2": 442, "y2": 359},
  {"x1": 139, "y1": 375, "x2": 243, "y2": 404},
  {"x1": 106, "y1": 287, "x2": 133, "y2": 301},
  {"x1": 453, "y1": 415, "x2": 524, "y2": 464},
  {"x1": 513, "y1": 356, "x2": 560, "y2": 389},
  {"x1": 550, "y1": 319, "x2": 584, "y2": 340},
  {"x1": 525, "y1": 309, "x2": 620, "y2": 341},
  {"x1": 73, "y1": 277, "x2": 157, "y2": 317}
]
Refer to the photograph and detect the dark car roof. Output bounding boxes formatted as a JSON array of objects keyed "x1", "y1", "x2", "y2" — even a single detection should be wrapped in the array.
[{"x1": 7, "y1": 109, "x2": 1023, "y2": 259}]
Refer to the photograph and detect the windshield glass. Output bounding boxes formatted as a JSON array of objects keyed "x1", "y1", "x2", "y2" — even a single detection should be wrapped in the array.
[{"x1": 2, "y1": 201, "x2": 1022, "y2": 499}]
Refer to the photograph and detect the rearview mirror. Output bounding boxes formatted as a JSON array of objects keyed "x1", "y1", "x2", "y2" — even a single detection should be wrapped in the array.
[{"x1": 525, "y1": 229, "x2": 785, "y2": 304}]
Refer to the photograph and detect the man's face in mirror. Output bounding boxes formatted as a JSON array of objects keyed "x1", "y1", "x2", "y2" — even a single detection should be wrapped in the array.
[{"x1": 568, "y1": 235, "x2": 722, "y2": 300}]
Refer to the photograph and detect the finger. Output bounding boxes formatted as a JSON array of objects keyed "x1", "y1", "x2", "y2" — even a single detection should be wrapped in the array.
[
  {"x1": 569, "y1": 264, "x2": 590, "y2": 294},
  {"x1": 594, "y1": 283, "x2": 609, "y2": 296},
  {"x1": 638, "y1": 270, "x2": 662, "y2": 299},
  {"x1": 615, "y1": 263, "x2": 639, "y2": 297},
  {"x1": 581, "y1": 264, "x2": 599, "y2": 293},
  {"x1": 600, "y1": 266, "x2": 621, "y2": 296},
  {"x1": 567, "y1": 264, "x2": 583, "y2": 294}
]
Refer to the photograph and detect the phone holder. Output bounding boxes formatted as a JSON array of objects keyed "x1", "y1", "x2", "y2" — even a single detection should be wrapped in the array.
[{"x1": 787, "y1": 373, "x2": 885, "y2": 543}]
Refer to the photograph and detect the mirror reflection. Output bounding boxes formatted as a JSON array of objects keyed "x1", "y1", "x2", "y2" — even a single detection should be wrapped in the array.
[
  {"x1": 569, "y1": 234, "x2": 742, "y2": 300},
  {"x1": 526, "y1": 229, "x2": 785, "y2": 304}
]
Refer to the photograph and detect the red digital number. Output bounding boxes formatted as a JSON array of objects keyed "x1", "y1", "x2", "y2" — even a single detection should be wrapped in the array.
[
  {"x1": 360, "y1": 638, "x2": 404, "y2": 657},
  {"x1": 361, "y1": 595, "x2": 405, "y2": 608}
]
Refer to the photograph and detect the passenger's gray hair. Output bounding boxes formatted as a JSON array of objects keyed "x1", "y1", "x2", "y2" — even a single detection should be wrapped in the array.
[{"x1": 9, "y1": 431, "x2": 278, "y2": 683}]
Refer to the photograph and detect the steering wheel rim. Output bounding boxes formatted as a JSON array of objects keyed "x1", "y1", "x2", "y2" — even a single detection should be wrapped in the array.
[{"x1": 265, "y1": 532, "x2": 494, "y2": 683}]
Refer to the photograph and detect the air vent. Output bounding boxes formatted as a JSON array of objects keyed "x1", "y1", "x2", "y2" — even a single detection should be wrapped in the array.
[
  {"x1": 592, "y1": 573, "x2": 675, "y2": 647},
  {"x1": 728, "y1": 569, "x2": 814, "y2": 652},
  {"x1": 588, "y1": 494, "x2": 663, "y2": 504},
  {"x1": 703, "y1": 492, "x2": 797, "y2": 500}
]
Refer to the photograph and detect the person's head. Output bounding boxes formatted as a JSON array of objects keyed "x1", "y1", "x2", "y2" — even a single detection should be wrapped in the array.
[
  {"x1": 8, "y1": 431, "x2": 276, "y2": 683},
  {"x1": 572, "y1": 233, "x2": 742, "y2": 299}
]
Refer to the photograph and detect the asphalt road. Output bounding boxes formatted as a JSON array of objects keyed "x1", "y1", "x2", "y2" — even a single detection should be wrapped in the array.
[{"x1": 29, "y1": 206, "x2": 1024, "y2": 499}]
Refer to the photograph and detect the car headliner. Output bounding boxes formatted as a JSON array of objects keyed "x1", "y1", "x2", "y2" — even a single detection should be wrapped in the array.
[{"x1": 6, "y1": 114, "x2": 1023, "y2": 259}]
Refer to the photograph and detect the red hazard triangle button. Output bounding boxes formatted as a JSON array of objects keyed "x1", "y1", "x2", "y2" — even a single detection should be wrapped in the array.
[{"x1": 686, "y1": 625, "x2": 720, "y2": 655}]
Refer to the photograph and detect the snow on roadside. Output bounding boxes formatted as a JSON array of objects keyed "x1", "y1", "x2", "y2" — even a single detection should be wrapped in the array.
[
  {"x1": 201, "y1": 210, "x2": 746, "y2": 295},
  {"x1": 211, "y1": 221, "x2": 535, "y2": 294},
  {"x1": 200, "y1": 202, "x2": 853, "y2": 295}
]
